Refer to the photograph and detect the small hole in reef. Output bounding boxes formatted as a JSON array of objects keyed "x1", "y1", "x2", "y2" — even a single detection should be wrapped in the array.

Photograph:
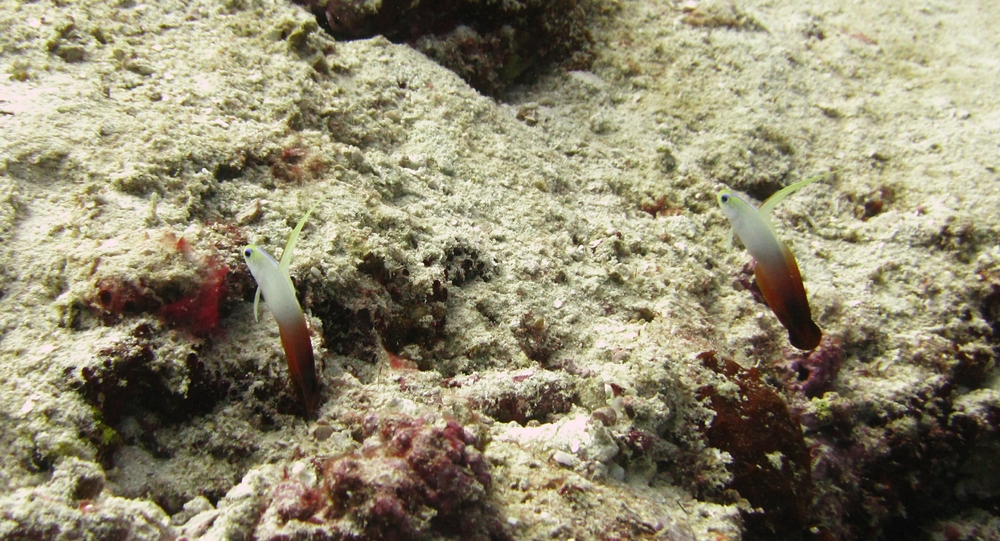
[{"x1": 796, "y1": 365, "x2": 810, "y2": 381}]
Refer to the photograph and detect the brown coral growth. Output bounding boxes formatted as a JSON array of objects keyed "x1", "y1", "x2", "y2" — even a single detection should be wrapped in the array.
[
  {"x1": 294, "y1": 0, "x2": 595, "y2": 97},
  {"x1": 697, "y1": 351, "x2": 812, "y2": 539}
]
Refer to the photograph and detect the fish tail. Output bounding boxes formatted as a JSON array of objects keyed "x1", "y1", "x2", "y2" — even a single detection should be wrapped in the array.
[{"x1": 279, "y1": 320, "x2": 320, "y2": 417}]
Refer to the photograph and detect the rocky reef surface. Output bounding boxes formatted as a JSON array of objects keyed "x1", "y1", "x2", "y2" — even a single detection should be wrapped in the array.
[{"x1": 1, "y1": 0, "x2": 999, "y2": 540}]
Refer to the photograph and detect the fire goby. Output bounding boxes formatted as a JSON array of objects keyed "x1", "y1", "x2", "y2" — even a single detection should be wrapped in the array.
[
  {"x1": 717, "y1": 174, "x2": 831, "y2": 350},
  {"x1": 242, "y1": 204, "x2": 320, "y2": 416}
]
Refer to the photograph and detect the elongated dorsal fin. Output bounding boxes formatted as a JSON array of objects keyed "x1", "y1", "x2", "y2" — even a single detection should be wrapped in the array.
[
  {"x1": 254, "y1": 202, "x2": 320, "y2": 321},
  {"x1": 279, "y1": 203, "x2": 319, "y2": 274},
  {"x1": 757, "y1": 170, "x2": 836, "y2": 217}
]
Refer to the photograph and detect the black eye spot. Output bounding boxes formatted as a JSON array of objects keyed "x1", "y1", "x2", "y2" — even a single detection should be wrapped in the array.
[
  {"x1": 243, "y1": 248, "x2": 253, "y2": 258},
  {"x1": 721, "y1": 194, "x2": 730, "y2": 203}
]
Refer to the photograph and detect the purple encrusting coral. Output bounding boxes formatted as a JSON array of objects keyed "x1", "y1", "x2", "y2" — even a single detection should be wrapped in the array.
[
  {"x1": 258, "y1": 414, "x2": 510, "y2": 541},
  {"x1": 778, "y1": 336, "x2": 845, "y2": 398}
]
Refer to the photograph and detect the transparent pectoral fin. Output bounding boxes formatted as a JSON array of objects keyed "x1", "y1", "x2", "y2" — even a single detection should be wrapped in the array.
[{"x1": 254, "y1": 286, "x2": 262, "y2": 321}]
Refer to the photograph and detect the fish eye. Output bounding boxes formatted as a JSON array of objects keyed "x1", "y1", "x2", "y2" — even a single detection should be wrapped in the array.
[
  {"x1": 243, "y1": 248, "x2": 253, "y2": 258},
  {"x1": 720, "y1": 193, "x2": 730, "y2": 203}
]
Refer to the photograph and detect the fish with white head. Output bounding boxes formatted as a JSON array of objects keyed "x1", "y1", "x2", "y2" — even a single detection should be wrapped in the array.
[
  {"x1": 717, "y1": 173, "x2": 833, "y2": 350},
  {"x1": 242, "y1": 203, "x2": 320, "y2": 417}
]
